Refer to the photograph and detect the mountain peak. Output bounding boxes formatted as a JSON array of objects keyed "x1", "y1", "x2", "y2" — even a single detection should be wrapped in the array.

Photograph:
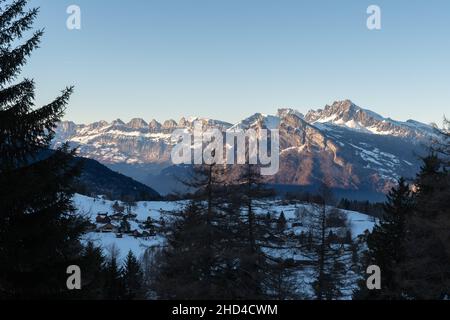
[
  {"x1": 314, "y1": 99, "x2": 361, "y2": 119},
  {"x1": 326, "y1": 99, "x2": 360, "y2": 114},
  {"x1": 162, "y1": 119, "x2": 178, "y2": 129},
  {"x1": 112, "y1": 119, "x2": 125, "y2": 126},
  {"x1": 87, "y1": 120, "x2": 109, "y2": 129},
  {"x1": 304, "y1": 100, "x2": 436, "y2": 139},
  {"x1": 330, "y1": 99, "x2": 356, "y2": 109},
  {"x1": 149, "y1": 119, "x2": 161, "y2": 126},
  {"x1": 306, "y1": 99, "x2": 384, "y2": 124},
  {"x1": 127, "y1": 118, "x2": 148, "y2": 129},
  {"x1": 277, "y1": 108, "x2": 304, "y2": 119},
  {"x1": 230, "y1": 112, "x2": 281, "y2": 131}
]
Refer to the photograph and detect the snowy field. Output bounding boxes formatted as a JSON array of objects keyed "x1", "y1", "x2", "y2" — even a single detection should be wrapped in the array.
[{"x1": 73, "y1": 194, "x2": 376, "y2": 261}]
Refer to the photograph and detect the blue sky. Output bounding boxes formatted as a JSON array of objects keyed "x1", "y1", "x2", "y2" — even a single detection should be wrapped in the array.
[{"x1": 20, "y1": 0, "x2": 450, "y2": 125}]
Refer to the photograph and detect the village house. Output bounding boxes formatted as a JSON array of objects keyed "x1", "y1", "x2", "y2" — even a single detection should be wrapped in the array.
[
  {"x1": 96, "y1": 213, "x2": 110, "y2": 224},
  {"x1": 99, "y1": 223, "x2": 117, "y2": 233},
  {"x1": 110, "y1": 213, "x2": 124, "y2": 221},
  {"x1": 85, "y1": 222, "x2": 97, "y2": 232},
  {"x1": 132, "y1": 230, "x2": 142, "y2": 238},
  {"x1": 141, "y1": 230, "x2": 151, "y2": 238},
  {"x1": 125, "y1": 212, "x2": 138, "y2": 220}
]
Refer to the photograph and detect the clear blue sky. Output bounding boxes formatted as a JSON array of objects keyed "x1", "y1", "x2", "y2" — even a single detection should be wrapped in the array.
[{"x1": 21, "y1": 0, "x2": 450, "y2": 125}]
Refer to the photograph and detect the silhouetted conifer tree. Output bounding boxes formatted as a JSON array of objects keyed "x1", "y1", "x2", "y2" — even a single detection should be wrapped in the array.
[
  {"x1": 122, "y1": 251, "x2": 144, "y2": 300},
  {"x1": 0, "y1": 0, "x2": 96, "y2": 298}
]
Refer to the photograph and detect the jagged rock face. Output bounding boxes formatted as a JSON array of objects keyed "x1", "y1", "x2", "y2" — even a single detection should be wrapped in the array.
[
  {"x1": 53, "y1": 117, "x2": 234, "y2": 165},
  {"x1": 54, "y1": 100, "x2": 436, "y2": 195},
  {"x1": 178, "y1": 117, "x2": 188, "y2": 127},
  {"x1": 273, "y1": 112, "x2": 356, "y2": 189},
  {"x1": 111, "y1": 119, "x2": 125, "y2": 126},
  {"x1": 162, "y1": 119, "x2": 178, "y2": 131},
  {"x1": 306, "y1": 100, "x2": 360, "y2": 123},
  {"x1": 179, "y1": 117, "x2": 233, "y2": 131},
  {"x1": 230, "y1": 110, "x2": 382, "y2": 192},
  {"x1": 305, "y1": 100, "x2": 437, "y2": 140},
  {"x1": 54, "y1": 119, "x2": 174, "y2": 164},
  {"x1": 148, "y1": 119, "x2": 162, "y2": 132},
  {"x1": 127, "y1": 118, "x2": 148, "y2": 129},
  {"x1": 55, "y1": 121, "x2": 77, "y2": 141}
]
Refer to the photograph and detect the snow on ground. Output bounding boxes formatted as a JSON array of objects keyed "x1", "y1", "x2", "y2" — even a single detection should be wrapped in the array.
[
  {"x1": 83, "y1": 232, "x2": 164, "y2": 261},
  {"x1": 73, "y1": 194, "x2": 186, "y2": 260},
  {"x1": 73, "y1": 194, "x2": 376, "y2": 262},
  {"x1": 73, "y1": 194, "x2": 185, "y2": 221},
  {"x1": 346, "y1": 210, "x2": 376, "y2": 236}
]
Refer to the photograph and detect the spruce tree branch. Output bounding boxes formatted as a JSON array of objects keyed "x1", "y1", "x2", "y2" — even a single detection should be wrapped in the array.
[
  {"x1": 0, "y1": 29, "x2": 42, "y2": 86},
  {"x1": 0, "y1": 0, "x2": 28, "y2": 30},
  {"x1": 0, "y1": 8, "x2": 39, "y2": 45}
]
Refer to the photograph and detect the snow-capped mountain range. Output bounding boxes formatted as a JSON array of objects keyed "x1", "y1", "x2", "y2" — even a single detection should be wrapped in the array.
[{"x1": 54, "y1": 100, "x2": 438, "y2": 197}]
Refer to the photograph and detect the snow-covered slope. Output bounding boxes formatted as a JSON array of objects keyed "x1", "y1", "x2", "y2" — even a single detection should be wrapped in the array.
[
  {"x1": 74, "y1": 193, "x2": 376, "y2": 299},
  {"x1": 73, "y1": 194, "x2": 375, "y2": 261},
  {"x1": 229, "y1": 113, "x2": 281, "y2": 131},
  {"x1": 74, "y1": 194, "x2": 183, "y2": 260},
  {"x1": 305, "y1": 100, "x2": 436, "y2": 139}
]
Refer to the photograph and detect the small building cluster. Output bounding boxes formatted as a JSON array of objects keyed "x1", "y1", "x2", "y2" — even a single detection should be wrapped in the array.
[{"x1": 95, "y1": 213, "x2": 137, "y2": 238}]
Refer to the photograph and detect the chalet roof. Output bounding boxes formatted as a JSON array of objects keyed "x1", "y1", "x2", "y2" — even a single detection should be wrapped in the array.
[{"x1": 102, "y1": 223, "x2": 116, "y2": 229}]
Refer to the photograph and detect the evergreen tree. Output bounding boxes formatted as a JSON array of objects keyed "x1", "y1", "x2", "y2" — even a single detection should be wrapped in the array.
[
  {"x1": 153, "y1": 131, "x2": 295, "y2": 299},
  {"x1": 355, "y1": 147, "x2": 450, "y2": 300},
  {"x1": 270, "y1": 260, "x2": 302, "y2": 300},
  {"x1": 354, "y1": 178, "x2": 412, "y2": 300},
  {"x1": 399, "y1": 153, "x2": 450, "y2": 299},
  {"x1": 103, "y1": 248, "x2": 125, "y2": 300},
  {"x1": 143, "y1": 216, "x2": 155, "y2": 235},
  {"x1": 300, "y1": 184, "x2": 351, "y2": 300},
  {"x1": 120, "y1": 218, "x2": 131, "y2": 233},
  {"x1": 151, "y1": 201, "x2": 221, "y2": 299},
  {"x1": 140, "y1": 246, "x2": 161, "y2": 299},
  {"x1": 399, "y1": 123, "x2": 450, "y2": 299},
  {"x1": 277, "y1": 211, "x2": 287, "y2": 231},
  {"x1": 122, "y1": 251, "x2": 144, "y2": 300},
  {"x1": 152, "y1": 142, "x2": 247, "y2": 299},
  {"x1": 229, "y1": 164, "x2": 278, "y2": 299},
  {"x1": 112, "y1": 201, "x2": 124, "y2": 215},
  {"x1": 0, "y1": 0, "x2": 91, "y2": 298},
  {"x1": 368, "y1": 178, "x2": 411, "y2": 299},
  {"x1": 152, "y1": 161, "x2": 292, "y2": 299},
  {"x1": 77, "y1": 242, "x2": 106, "y2": 299}
]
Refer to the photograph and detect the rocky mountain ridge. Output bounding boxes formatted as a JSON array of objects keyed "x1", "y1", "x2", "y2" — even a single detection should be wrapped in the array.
[{"x1": 53, "y1": 100, "x2": 437, "y2": 196}]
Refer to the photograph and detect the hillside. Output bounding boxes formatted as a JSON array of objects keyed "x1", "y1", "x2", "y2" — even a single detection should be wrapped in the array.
[{"x1": 73, "y1": 157, "x2": 161, "y2": 201}]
